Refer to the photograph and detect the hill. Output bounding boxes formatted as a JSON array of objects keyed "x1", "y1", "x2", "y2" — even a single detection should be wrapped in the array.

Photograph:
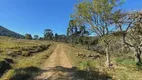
[{"x1": 0, "y1": 25, "x2": 24, "y2": 38}]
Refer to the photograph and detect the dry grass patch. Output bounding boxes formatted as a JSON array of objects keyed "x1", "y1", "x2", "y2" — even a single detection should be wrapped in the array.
[{"x1": 0, "y1": 36, "x2": 56, "y2": 80}]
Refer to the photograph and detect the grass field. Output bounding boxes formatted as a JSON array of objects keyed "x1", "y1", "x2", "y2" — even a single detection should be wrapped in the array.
[{"x1": 0, "y1": 36, "x2": 56, "y2": 80}]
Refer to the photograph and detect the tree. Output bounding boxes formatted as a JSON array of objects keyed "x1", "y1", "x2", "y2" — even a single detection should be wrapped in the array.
[
  {"x1": 55, "y1": 33, "x2": 59, "y2": 41},
  {"x1": 39, "y1": 37, "x2": 44, "y2": 40},
  {"x1": 33, "y1": 35, "x2": 39, "y2": 40},
  {"x1": 67, "y1": 20, "x2": 90, "y2": 46},
  {"x1": 58, "y1": 34, "x2": 67, "y2": 42},
  {"x1": 44, "y1": 29, "x2": 53, "y2": 40},
  {"x1": 67, "y1": 20, "x2": 78, "y2": 46},
  {"x1": 114, "y1": 11, "x2": 142, "y2": 65},
  {"x1": 25, "y1": 34, "x2": 32, "y2": 40},
  {"x1": 71, "y1": 0, "x2": 123, "y2": 67}
]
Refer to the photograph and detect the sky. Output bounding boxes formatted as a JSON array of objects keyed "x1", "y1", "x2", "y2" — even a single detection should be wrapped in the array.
[{"x1": 0, "y1": 0, "x2": 142, "y2": 37}]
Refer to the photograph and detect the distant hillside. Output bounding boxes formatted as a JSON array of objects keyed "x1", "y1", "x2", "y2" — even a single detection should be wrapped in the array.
[{"x1": 0, "y1": 25, "x2": 24, "y2": 38}]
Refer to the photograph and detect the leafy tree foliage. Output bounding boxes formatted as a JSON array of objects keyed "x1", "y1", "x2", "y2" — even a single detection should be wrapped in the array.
[
  {"x1": 67, "y1": 20, "x2": 90, "y2": 46},
  {"x1": 33, "y1": 35, "x2": 39, "y2": 40},
  {"x1": 44, "y1": 29, "x2": 53, "y2": 40}
]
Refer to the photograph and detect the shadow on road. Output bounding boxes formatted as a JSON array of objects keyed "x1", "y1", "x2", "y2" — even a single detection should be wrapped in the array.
[
  {"x1": 8, "y1": 66, "x2": 112, "y2": 80},
  {"x1": 36, "y1": 66, "x2": 112, "y2": 80}
]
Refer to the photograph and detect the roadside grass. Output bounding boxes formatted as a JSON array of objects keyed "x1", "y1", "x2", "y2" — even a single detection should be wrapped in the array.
[
  {"x1": 0, "y1": 36, "x2": 56, "y2": 80},
  {"x1": 65, "y1": 43, "x2": 142, "y2": 80},
  {"x1": 64, "y1": 44, "x2": 111, "y2": 80}
]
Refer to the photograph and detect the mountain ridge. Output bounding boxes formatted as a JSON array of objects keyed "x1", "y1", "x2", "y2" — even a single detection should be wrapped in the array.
[{"x1": 0, "y1": 25, "x2": 24, "y2": 38}]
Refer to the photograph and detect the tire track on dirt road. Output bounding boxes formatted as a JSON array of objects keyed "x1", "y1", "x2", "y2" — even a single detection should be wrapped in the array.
[{"x1": 35, "y1": 44, "x2": 73, "y2": 80}]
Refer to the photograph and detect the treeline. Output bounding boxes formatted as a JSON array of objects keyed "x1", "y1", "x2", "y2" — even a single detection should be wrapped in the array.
[
  {"x1": 24, "y1": 29, "x2": 68, "y2": 43},
  {"x1": 0, "y1": 25, "x2": 67, "y2": 42}
]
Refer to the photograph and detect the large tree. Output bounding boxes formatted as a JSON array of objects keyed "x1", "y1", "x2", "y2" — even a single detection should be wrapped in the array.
[{"x1": 71, "y1": 0, "x2": 123, "y2": 67}]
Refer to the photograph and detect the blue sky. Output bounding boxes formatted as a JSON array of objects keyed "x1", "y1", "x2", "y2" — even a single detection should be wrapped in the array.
[{"x1": 0, "y1": 0, "x2": 141, "y2": 37}]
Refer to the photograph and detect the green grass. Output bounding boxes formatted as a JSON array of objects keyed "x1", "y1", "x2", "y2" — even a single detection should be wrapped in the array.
[{"x1": 115, "y1": 57, "x2": 136, "y2": 66}]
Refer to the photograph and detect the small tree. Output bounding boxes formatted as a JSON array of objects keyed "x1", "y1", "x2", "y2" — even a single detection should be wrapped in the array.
[
  {"x1": 25, "y1": 34, "x2": 32, "y2": 40},
  {"x1": 33, "y1": 35, "x2": 39, "y2": 40}
]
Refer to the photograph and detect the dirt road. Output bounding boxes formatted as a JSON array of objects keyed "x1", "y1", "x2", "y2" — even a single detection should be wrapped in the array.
[{"x1": 35, "y1": 44, "x2": 74, "y2": 80}]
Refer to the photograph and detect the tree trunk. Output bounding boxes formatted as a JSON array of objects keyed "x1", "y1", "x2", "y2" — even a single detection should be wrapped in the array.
[
  {"x1": 106, "y1": 46, "x2": 110, "y2": 67},
  {"x1": 134, "y1": 48, "x2": 142, "y2": 65}
]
